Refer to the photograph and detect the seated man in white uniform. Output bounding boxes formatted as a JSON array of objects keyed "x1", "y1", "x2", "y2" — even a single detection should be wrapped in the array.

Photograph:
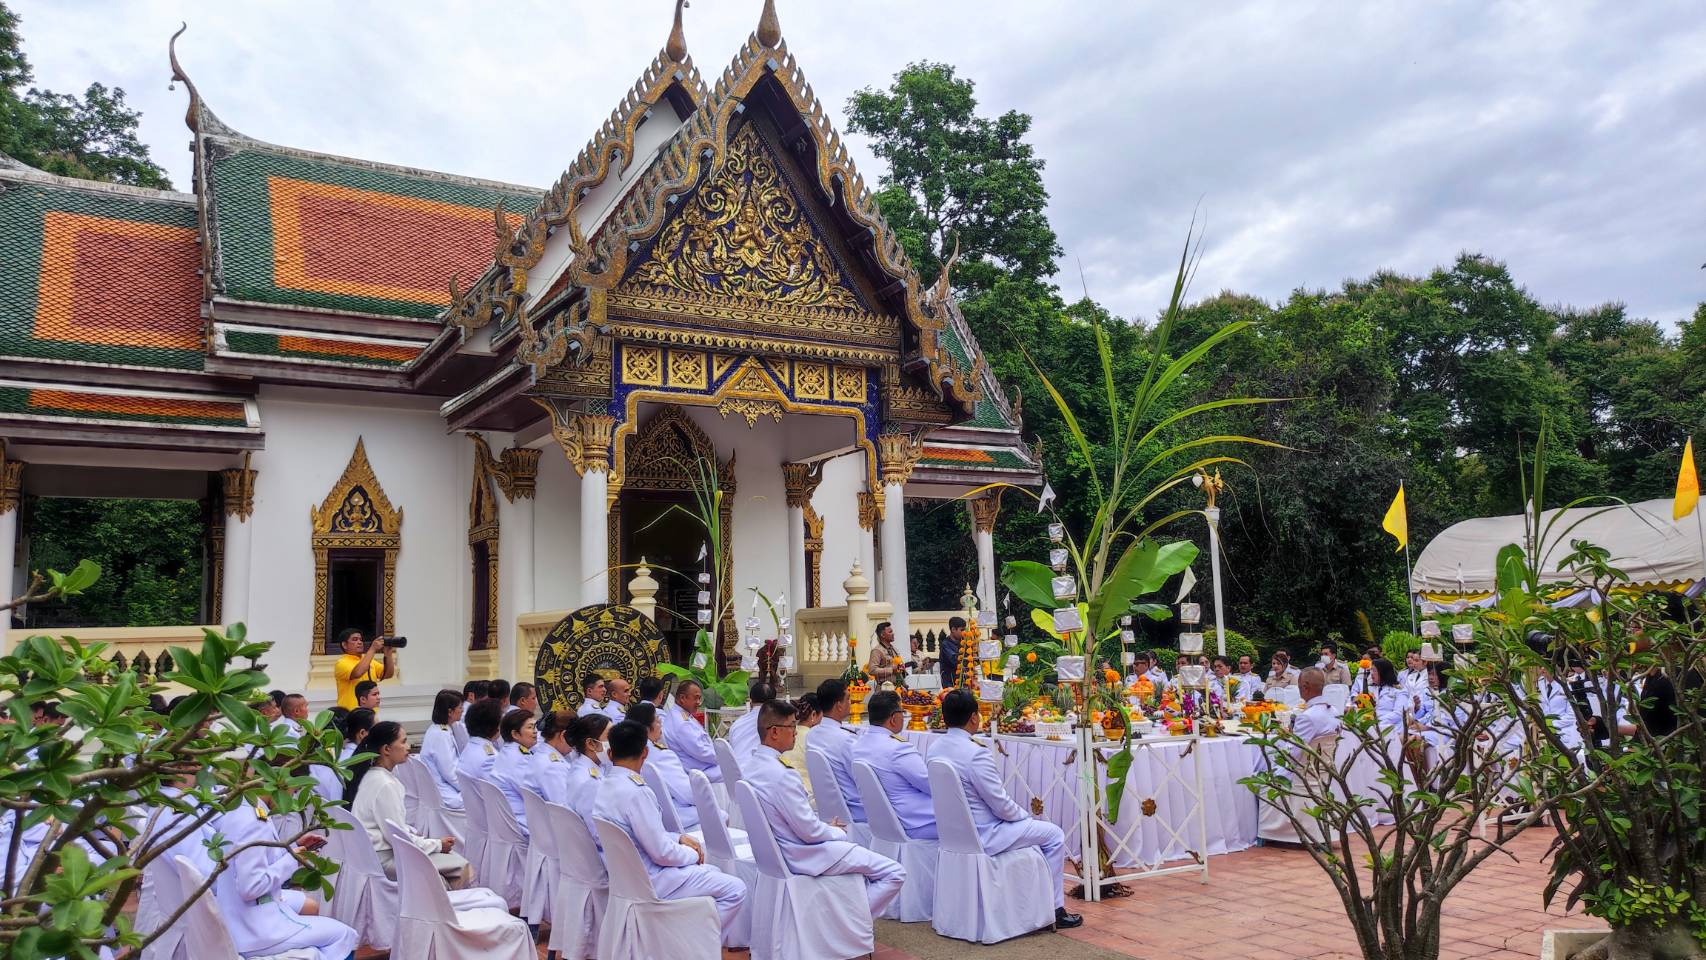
[
  {"x1": 745, "y1": 699, "x2": 906, "y2": 914},
  {"x1": 594, "y1": 720, "x2": 748, "y2": 947},
  {"x1": 1231, "y1": 654, "x2": 1265, "y2": 702},
  {"x1": 629, "y1": 701, "x2": 699, "y2": 829},
  {"x1": 662, "y1": 678, "x2": 721, "y2": 783},
  {"x1": 726, "y1": 680, "x2": 777, "y2": 766},
  {"x1": 602, "y1": 677, "x2": 633, "y2": 721},
  {"x1": 809, "y1": 678, "x2": 866, "y2": 823},
  {"x1": 213, "y1": 795, "x2": 359, "y2": 960},
  {"x1": 932, "y1": 690, "x2": 1081, "y2": 929},
  {"x1": 575, "y1": 674, "x2": 609, "y2": 718},
  {"x1": 849, "y1": 691, "x2": 936, "y2": 840},
  {"x1": 1259, "y1": 666, "x2": 1342, "y2": 845}
]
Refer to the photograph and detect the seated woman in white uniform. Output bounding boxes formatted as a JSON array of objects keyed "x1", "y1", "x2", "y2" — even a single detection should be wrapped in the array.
[
  {"x1": 454, "y1": 697, "x2": 505, "y2": 785},
  {"x1": 491, "y1": 708, "x2": 541, "y2": 834},
  {"x1": 1369, "y1": 658, "x2": 1409, "y2": 727},
  {"x1": 211, "y1": 794, "x2": 358, "y2": 960},
  {"x1": 564, "y1": 713, "x2": 612, "y2": 833},
  {"x1": 348, "y1": 720, "x2": 467, "y2": 885},
  {"x1": 528, "y1": 709, "x2": 577, "y2": 806},
  {"x1": 419, "y1": 689, "x2": 467, "y2": 811},
  {"x1": 627, "y1": 701, "x2": 699, "y2": 829}
]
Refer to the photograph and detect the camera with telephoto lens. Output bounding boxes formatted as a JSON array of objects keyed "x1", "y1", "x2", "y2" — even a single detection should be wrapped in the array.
[{"x1": 374, "y1": 636, "x2": 408, "y2": 649}]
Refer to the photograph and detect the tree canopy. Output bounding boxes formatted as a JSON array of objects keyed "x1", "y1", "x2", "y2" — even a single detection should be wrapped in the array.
[{"x1": 0, "y1": 2, "x2": 170, "y2": 188}]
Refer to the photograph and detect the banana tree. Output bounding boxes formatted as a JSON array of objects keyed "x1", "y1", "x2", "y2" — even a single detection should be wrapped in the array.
[{"x1": 998, "y1": 226, "x2": 1284, "y2": 822}]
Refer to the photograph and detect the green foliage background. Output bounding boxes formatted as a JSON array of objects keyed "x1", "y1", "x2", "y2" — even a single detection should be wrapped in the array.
[{"x1": 22, "y1": 499, "x2": 205, "y2": 628}]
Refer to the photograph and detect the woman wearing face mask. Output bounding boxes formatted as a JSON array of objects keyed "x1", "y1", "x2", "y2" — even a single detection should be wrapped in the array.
[
  {"x1": 564, "y1": 713, "x2": 611, "y2": 835},
  {"x1": 348, "y1": 721, "x2": 465, "y2": 885}
]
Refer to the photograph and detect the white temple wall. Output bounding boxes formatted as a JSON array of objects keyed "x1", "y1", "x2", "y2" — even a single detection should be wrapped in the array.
[
  {"x1": 529, "y1": 444, "x2": 584, "y2": 613},
  {"x1": 244, "y1": 386, "x2": 472, "y2": 694}
]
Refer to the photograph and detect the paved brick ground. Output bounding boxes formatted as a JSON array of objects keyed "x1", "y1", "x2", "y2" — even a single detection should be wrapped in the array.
[{"x1": 353, "y1": 826, "x2": 1596, "y2": 959}]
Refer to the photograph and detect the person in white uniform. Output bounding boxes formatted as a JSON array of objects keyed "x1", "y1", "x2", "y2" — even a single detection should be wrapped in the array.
[
  {"x1": 211, "y1": 797, "x2": 359, "y2": 960},
  {"x1": 419, "y1": 690, "x2": 466, "y2": 810},
  {"x1": 808, "y1": 679, "x2": 866, "y2": 822},
  {"x1": 744, "y1": 700, "x2": 906, "y2": 915},
  {"x1": 1399, "y1": 649, "x2": 1430, "y2": 699},
  {"x1": 1231, "y1": 654, "x2": 1265, "y2": 702},
  {"x1": 1368, "y1": 658, "x2": 1408, "y2": 727},
  {"x1": 662, "y1": 679, "x2": 721, "y2": 782},
  {"x1": 575, "y1": 674, "x2": 609, "y2": 718},
  {"x1": 848, "y1": 691, "x2": 936, "y2": 839},
  {"x1": 309, "y1": 707, "x2": 371, "y2": 804},
  {"x1": 529, "y1": 709, "x2": 576, "y2": 806},
  {"x1": 594, "y1": 720, "x2": 748, "y2": 948},
  {"x1": 726, "y1": 680, "x2": 777, "y2": 767},
  {"x1": 629, "y1": 701, "x2": 699, "y2": 829},
  {"x1": 508, "y1": 682, "x2": 540, "y2": 718},
  {"x1": 1532, "y1": 665, "x2": 1585, "y2": 756},
  {"x1": 348, "y1": 720, "x2": 465, "y2": 883},
  {"x1": 601, "y1": 678, "x2": 633, "y2": 722},
  {"x1": 454, "y1": 697, "x2": 504, "y2": 784},
  {"x1": 491, "y1": 709, "x2": 541, "y2": 834},
  {"x1": 931, "y1": 690, "x2": 1081, "y2": 928},
  {"x1": 565, "y1": 713, "x2": 612, "y2": 833}
]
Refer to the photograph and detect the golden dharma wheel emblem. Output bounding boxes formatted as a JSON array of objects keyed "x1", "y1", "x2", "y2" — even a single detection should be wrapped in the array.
[{"x1": 535, "y1": 603, "x2": 666, "y2": 713}]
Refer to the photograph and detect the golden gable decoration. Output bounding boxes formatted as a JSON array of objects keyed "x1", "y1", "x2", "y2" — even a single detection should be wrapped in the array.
[
  {"x1": 310, "y1": 438, "x2": 401, "y2": 652},
  {"x1": 628, "y1": 123, "x2": 861, "y2": 311}
]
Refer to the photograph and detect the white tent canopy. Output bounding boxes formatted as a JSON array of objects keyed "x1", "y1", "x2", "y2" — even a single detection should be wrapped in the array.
[{"x1": 1412, "y1": 499, "x2": 1706, "y2": 599}]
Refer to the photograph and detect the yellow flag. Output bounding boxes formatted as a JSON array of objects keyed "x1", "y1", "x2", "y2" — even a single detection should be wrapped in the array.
[
  {"x1": 1382, "y1": 483, "x2": 1408, "y2": 552},
  {"x1": 1675, "y1": 437, "x2": 1699, "y2": 521}
]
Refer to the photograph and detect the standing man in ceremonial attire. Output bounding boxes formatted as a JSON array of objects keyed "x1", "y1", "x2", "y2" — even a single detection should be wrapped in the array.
[
  {"x1": 932, "y1": 690, "x2": 1080, "y2": 929},
  {"x1": 333, "y1": 629, "x2": 395, "y2": 710},
  {"x1": 594, "y1": 721, "x2": 748, "y2": 948},
  {"x1": 746, "y1": 699, "x2": 906, "y2": 914}
]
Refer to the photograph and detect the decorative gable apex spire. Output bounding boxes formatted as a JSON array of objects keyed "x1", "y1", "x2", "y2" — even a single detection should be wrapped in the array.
[
  {"x1": 666, "y1": 0, "x2": 689, "y2": 63},
  {"x1": 756, "y1": 0, "x2": 781, "y2": 47}
]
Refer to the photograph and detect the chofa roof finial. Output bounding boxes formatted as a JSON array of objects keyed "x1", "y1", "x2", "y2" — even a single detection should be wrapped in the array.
[
  {"x1": 666, "y1": 0, "x2": 689, "y2": 62},
  {"x1": 167, "y1": 23, "x2": 201, "y2": 132},
  {"x1": 756, "y1": 0, "x2": 781, "y2": 47}
]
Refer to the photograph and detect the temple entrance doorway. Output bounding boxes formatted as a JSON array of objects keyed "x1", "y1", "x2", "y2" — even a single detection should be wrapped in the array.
[{"x1": 619, "y1": 493, "x2": 703, "y2": 665}]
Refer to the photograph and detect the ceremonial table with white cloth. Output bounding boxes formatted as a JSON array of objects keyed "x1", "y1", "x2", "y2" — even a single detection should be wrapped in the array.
[{"x1": 900, "y1": 727, "x2": 1396, "y2": 879}]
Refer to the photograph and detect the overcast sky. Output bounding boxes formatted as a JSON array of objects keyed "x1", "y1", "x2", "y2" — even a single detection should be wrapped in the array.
[{"x1": 13, "y1": 0, "x2": 1704, "y2": 328}]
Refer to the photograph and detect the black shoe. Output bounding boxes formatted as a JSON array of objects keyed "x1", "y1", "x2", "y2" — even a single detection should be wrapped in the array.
[{"x1": 1055, "y1": 907, "x2": 1083, "y2": 929}]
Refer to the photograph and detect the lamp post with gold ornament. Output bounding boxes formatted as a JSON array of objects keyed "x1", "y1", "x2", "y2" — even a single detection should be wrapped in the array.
[{"x1": 1193, "y1": 469, "x2": 1229, "y2": 658}]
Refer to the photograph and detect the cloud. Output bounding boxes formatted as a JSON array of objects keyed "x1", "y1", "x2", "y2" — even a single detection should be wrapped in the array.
[{"x1": 13, "y1": 0, "x2": 1703, "y2": 327}]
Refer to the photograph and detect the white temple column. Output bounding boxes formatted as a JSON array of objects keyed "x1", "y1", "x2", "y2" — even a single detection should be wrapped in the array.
[
  {"x1": 970, "y1": 492, "x2": 1002, "y2": 612},
  {"x1": 496, "y1": 446, "x2": 539, "y2": 676},
  {"x1": 1, "y1": 452, "x2": 21, "y2": 602},
  {"x1": 576, "y1": 415, "x2": 617, "y2": 607},
  {"x1": 782, "y1": 463, "x2": 820, "y2": 611},
  {"x1": 876, "y1": 435, "x2": 920, "y2": 653},
  {"x1": 218, "y1": 464, "x2": 256, "y2": 628}
]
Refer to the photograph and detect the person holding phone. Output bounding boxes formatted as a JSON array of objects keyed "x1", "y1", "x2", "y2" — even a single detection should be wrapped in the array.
[{"x1": 333, "y1": 628, "x2": 397, "y2": 710}]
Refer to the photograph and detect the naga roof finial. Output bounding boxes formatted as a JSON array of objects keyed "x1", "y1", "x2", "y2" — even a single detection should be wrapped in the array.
[
  {"x1": 756, "y1": 0, "x2": 781, "y2": 47},
  {"x1": 666, "y1": 0, "x2": 689, "y2": 62},
  {"x1": 167, "y1": 23, "x2": 201, "y2": 133}
]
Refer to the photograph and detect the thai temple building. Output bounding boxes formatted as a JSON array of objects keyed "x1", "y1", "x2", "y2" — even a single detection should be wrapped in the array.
[{"x1": 0, "y1": 0, "x2": 1039, "y2": 713}]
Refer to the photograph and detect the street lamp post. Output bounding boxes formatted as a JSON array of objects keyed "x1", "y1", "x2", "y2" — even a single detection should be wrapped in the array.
[{"x1": 1194, "y1": 470, "x2": 1229, "y2": 658}]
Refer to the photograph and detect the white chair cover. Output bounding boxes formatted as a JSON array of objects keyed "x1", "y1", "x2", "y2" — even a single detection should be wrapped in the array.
[
  {"x1": 402, "y1": 757, "x2": 465, "y2": 844},
  {"x1": 1258, "y1": 732, "x2": 1339, "y2": 844},
  {"x1": 593, "y1": 817, "x2": 723, "y2": 960},
  {"x1": 1322, "y1": 684, "x2": 1352, "y2": 711},
  {"x1": 686, "y1": 769, "x2": 757, "y2": 946},
  {"x1": 851, "y1": 759, "x2": 937, "y2": 921},
  {"x1": 384, "y1": 820, "x2": 536, "y2": 960},
  {"x1": 517, "y1": 787, "x2": 558, "y2": 925},
  {"x1": 134, "y1": 810, "x2": 192, "y2": 960},
  {"x1": 805, "y1": 749, "x2": 874, "y2": 848},
  {"x1": 545, "y1": 802, "x2": 609, "y2": 960},
  {"x1": 1269, "y1": 686, "x2": 1302, "y2": 707},
  {"x1": 469, "y1": 778, "x2": 527, "y2": 910},
  {"x1": 452, "y1": 723, "x2": 470, "y2": 753},
  {"x1": 322, "y1": 805, "x2": 504, "y2": 951},
  {"x1": 168, "y1": 857, "x2": 318, "y2": 960},
  {"x1": 641, "y1": 760, "x2": 686, "y2": 834},
  {"x1": 926, "y1": 761, "x2": 1054, "y2": 944},
  {"x1": 732, "y1": 782, "x2": 874, "y2": 960},
  {"x1": 713, "y1": 738, "x2": 745, "y2": 829},
  {"x1": 453, "y1": 772, "x2": 490, "y2": 883}
]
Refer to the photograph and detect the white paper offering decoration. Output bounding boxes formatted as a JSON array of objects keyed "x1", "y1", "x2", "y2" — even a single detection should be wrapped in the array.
[
  {"x1": 740, "y1": 656, "x2": 758, "y2": 671},
  {"x1": 1047, "y1": 522, "x2": 1065, "y2": 542},
  {"x1": 696, "y1": 608, "x2": 713, "y2": 625},
  {"x1": 1004, "y1": 655, "x2": 1020, "y2": 675},
  {"x1": 697, "y1": 590, "x2": 712, "y2": 606},
  {"x1": 1179, "y1": 632, "x2": 1205, "y2": 654},
  {"x1": 1451, "y1": 623, "x2": 1474, "y2": 642},
  {"x1": 1049, "y1": 547, "x2": 1069, "y2": 568},
  {"x1": 1119, "y1": 629, "x2": 1135, "y2": 644},
  {"x1": 691, "y1": 652, "x2": 708, "y2": 669},
  {"x1": 1052, "y1": 606, "x2": 1083, "y2": 634},
  {"x1": 1180, "y1": 602, "x2": 1201, "y2": 624},
  {"x1": 1051, "y1": 575, "x2": 1078, "y2": 600},
  {"x1": 1004, "y1": 633, "x2": 1019, "y2": 647},
  {"x1": 977, "y1": 610, "x2": 997, "y2": 628},
  {"x1": 978, "y1": 639, "x2": 1000, "y2": 660},
  {"x1": 978, "y1": 680, "x2": 1005, "y2": 702},
  {"x1": 779, "y1": 656, "x2": 795, "y2": 671},
  {"x1": 1055, "y1": 656, "x2": 1086, "y2": 681},
  {"x1": 1122, "y1": 651, "x2": 1136, "y2": 666},
  {"x1": 697, "y1": 572, "x2": 711, "y2": 585},
  {"x1": 1420, "y1": 620, "x2": 1441, "y2": 639}
]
